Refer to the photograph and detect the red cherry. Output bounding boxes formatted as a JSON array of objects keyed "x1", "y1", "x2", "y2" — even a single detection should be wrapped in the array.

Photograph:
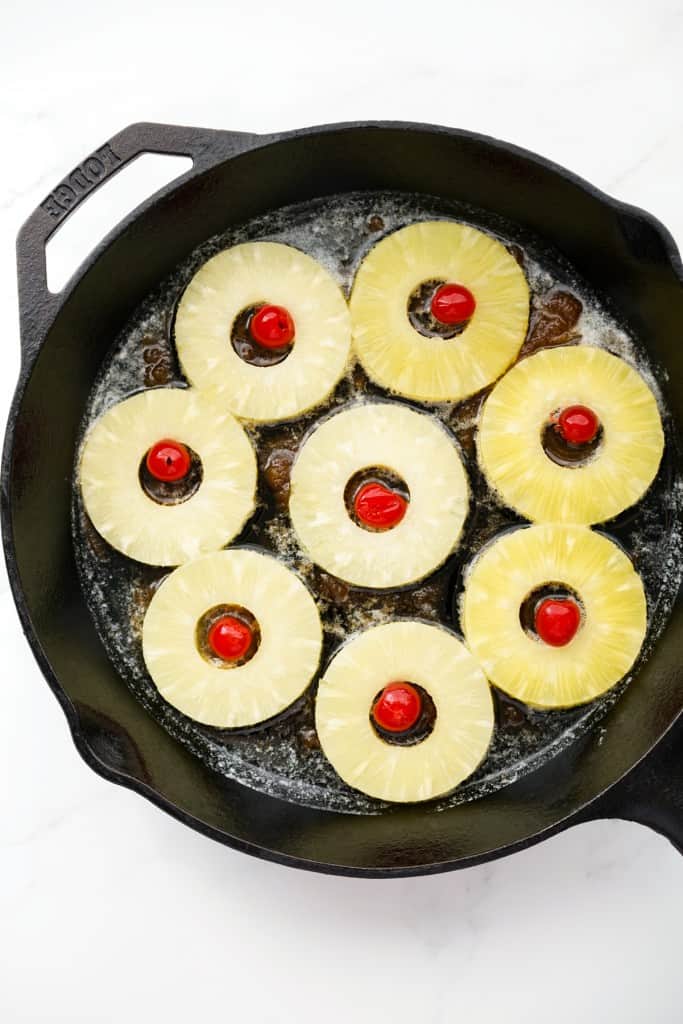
[
  {"x1": 557, "y1": 405, "x2": 600, "y2": 445},
  {"x1": 208, "y1": 616, "x2": 253, "y2": 662},
  {"x1": 372, "y1": 682, "x2": 422, "y2": 733},
  {"x1": 145, "y1": 439, "x2": 192, "y2": 482},
  {"x1": 430, "y1": 283, "x2": 477, "y2": 325},
  {"x1": 354, "y1": 482, "x2": 408, "y2": 530},
  {"x1": 250, "y1": 304, "x2": 295, "y2": 349},
  {"x1": 534, "y1": 598, "x2": 581, "y2": 647}
]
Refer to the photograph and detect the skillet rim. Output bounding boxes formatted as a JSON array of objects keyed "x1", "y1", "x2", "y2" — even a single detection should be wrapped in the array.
[{"x1": 3, "y1": 119, "x2": 682, "y2": 875}]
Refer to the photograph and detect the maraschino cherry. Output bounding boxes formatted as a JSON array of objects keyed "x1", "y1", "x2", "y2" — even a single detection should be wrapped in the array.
[
  {"x1": 354, "y1": 481, "x2": 407, "y2": 530},
  {"x1": 535, "y1": 598, "x2": 581, "y2": 647},
  {"x1": 207, "y1": 616, "x2": 253, "y2": 662},
  {"x1": 145, "y1": 440, "x2": 192, "y2": 483},
  {"x1": 430, "y1": 283, "x2": 476, "y2": 326},
  {"x1": 557, "y1": 405, "x2": 600, "y2": 446},
  {"x1": 372, "y1": 682, "x2": 422, "y2": 733},
  {"x1": 250, "y1": 304, "x2": 295, "y2": 349}
]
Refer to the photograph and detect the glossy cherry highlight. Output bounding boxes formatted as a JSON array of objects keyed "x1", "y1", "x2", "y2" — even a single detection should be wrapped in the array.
[
  {"x1": 145, "y1": 439, "x2": 192, "y2": 483},
  {"x1": 354, "y1": 481, "x2": 408, "y2": 530},
  {"x1": 557, "y1": 405, "x2": 600, "y2": 445},
  {"x1": 534, "y1": 598, "x2": 581, "y2": 647},
  {"x1": 249, "y1": 304, "x2": 295, "y2": 349},
  {"x1": 372, "y1": 682, "x2": 423, "y2": 733},
  {"x1": 430, "y1": 283, "x2": 476, "y2": 325},
  {"x1": 207, "y1": 615, "x2": 253, "y2": 662}
]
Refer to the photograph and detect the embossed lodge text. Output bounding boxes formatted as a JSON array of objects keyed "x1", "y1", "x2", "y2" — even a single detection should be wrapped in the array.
[{"x1": 41, "y1": 143, "x2": 121, "y2": 219}]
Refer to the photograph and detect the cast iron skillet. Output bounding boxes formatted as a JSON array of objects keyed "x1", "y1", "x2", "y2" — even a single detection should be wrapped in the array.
[{"x1": 3, "y1": 121, "x2": 682, "y2": 876}]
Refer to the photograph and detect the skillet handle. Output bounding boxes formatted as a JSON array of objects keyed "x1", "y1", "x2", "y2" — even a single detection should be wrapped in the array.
[
  {"x1": 16, "y1": 121, "x2": 260, "y2": 348},
  {"x1": 580, "y1": 719, "x2": 683, "y2": 853}
]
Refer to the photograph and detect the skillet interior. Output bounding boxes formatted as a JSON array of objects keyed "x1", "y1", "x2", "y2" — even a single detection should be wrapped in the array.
[
  {"x1": 4, "y1": 124, "x2": 683, "y2": 874},
  {"x1": 73, "y1": 187, "x2": 680, "y2": 814}
]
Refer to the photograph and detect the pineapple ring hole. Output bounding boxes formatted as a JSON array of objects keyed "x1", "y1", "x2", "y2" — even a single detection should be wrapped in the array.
[
  {"x1": 519, "y1": 583, "x2": 585, "y2": 641},
  {"x1": 343, "y1": 465, "x2": 411, "y2": 532},
  {"x1": 139, "y1": 443, "x2": 203, "y2": 505},
  {"x1": 370, "y1": 682, "x2": 436, "y2": 746},
  {"x1": 195, "y1": 604, "x2": 261, "y2": 669},
  {"x1": 231, "y1": 303, "x2": 294, "y2": 367},
  {"x1": 541, "y1": 410, "x2": 604, "y2": 467},
  {"x1": 407, "y1": 279, "x2": 472, "y2": 339}
]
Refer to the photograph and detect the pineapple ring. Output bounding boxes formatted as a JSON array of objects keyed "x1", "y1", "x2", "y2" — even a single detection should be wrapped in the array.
[
  {"x1": 478, "y1": 346, "x2": 664, "y2": 524},
  {"x1": 461, "y1": 524, "x2": 647, "y2": 708},
  {"x1": 315, "y1": 621, "x2": 494, "y2": 803},
  {"x1": 289, "y1": 402, "x2": 469, "y2": 589},
  {"x1": 79, "y1": 388, "x2": 257, "y2": 566},
  {"x1": 174, "y1": 241, "x2": 352, "y2": 422},
  {"x1": 143, "y1": 548, "x2": 323, "y2": 728},
  {"x1": 349, "y1": 221, "x2": 529, "y2": 402}
]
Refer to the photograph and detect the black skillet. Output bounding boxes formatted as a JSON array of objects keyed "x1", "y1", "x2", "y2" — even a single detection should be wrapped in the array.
[{"x1": 3, "y1": 121, "x2": 682, "y2": 876}]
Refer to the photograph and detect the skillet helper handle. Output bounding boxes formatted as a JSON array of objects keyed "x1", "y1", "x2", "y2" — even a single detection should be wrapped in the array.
[
  {"x1": 583, "y1": 719, "x2": 683, "y2": 853},
  {"x1": 16, "y1": 121, "x2": 259, "y2": 348}
]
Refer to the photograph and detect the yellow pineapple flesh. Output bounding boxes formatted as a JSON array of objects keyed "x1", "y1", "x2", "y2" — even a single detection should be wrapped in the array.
[
  {"x1": 478, "y1": 345, "x2": 664, "y2": 524},
  {"x1": 143, "y1": 548, "x2": 322, "y2": 727},
  {"x1": 79, "y1": 388, "x2": 257, "y2": 566},
  {"x1": 461, "y1": 524, "x2": 647, "y2": 708},
  {"x1": 349, "y1": 221, "x2": 529, "y2": 403},
  {"x1": 289, "y1": 401, "x2": 469, "y2": 588},
  {"x1": 315, "y1": 621, "x2": 494, "y2": 803},
  {"x1": 175, "y1": 241, "x2": 351, "y2": 423}
]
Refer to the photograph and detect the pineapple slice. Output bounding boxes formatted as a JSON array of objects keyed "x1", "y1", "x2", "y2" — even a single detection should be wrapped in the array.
[
  {"x1": 461, "y1": 523, "x2": 647, "y2": 708},
  {"x1": 79, "y1": 388, "x2": 256, "y2": 566},
  {"x1": 174, "y1": 241, "x2": 351, "y2": 422},
  {"x1": 478, "y1": 346, "x2": 664, "y2": 524},
  {"x1": 289, "y1": 402, "x2": 469, "y2": 588},
  {"x1": 315, "y1": 621, "x2": 494, "y2": 803},
  {"x1": 143, "y1": 548, "x2": 322, "y2": 727},
  {"x1": 349, "y1": 221, "x2": 529, "y2": 402}
]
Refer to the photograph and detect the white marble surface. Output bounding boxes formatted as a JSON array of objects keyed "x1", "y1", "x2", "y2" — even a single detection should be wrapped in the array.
[{"x1": 1, "y1": 1, "x2": 682, "y2": 1021}]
